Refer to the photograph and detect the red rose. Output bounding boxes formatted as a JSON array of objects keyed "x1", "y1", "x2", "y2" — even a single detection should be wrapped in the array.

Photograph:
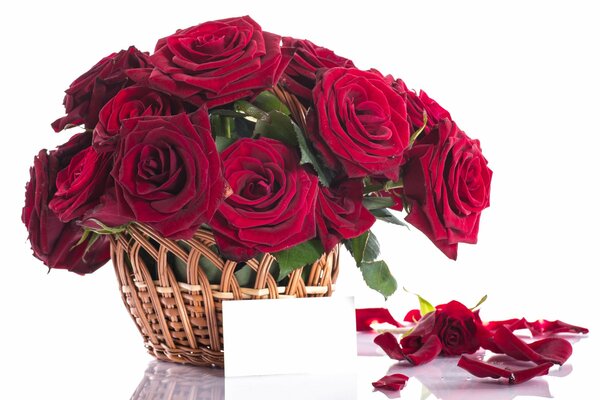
[
  {"x1": 392, "y1": 78, "x2": 451, "y2": 134},
  {"x1": 93, "y1": 85, "x2": 186, "y2": 152},
  {"x1": 49, "y1": 146, "x2": 112, "y2": 222},
  {"x1": 127, "y1": 16, "x2": 292, "y2": 108},
  {"x1": 307, "y1": 68, "x2": 410, "y2": 180},
  {"x1": 107, "y1": 112, "x2": 226, "y2": 239},
  {"x1": 211, "y1": 138, "x2": 319, "y2": 261},
  {"x1": 403, "y1": 119, "x2": 492, "y2": 259},
  {"x1": 52, "y1": 46, "x2": 151, "y2": 132},
  {"x1": 22, "y1": 147, "x2": 110, "y2": 274},
  {"x1": 401, "y1": 301, "x2": 485, "y2": 356},
  {"x1": 280, "y1": 37, "x2": 355, "y2": 104},
  {"x1": 316, "y1": 180, "x2": 375, "y2": 252}
]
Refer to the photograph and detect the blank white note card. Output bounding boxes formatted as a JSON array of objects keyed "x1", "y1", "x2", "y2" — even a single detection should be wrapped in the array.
[{"x1": 222, "y1": 296, "x2": 357, "y2": 377}]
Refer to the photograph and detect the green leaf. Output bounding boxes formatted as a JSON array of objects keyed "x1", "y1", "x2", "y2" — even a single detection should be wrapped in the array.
[
  {"x1": 344, "y1": 230, "x2": 380, "y2": 265},
  {"x1": 370, "y1": 208, "x2": 409, "y2": 227},
  {"x1": 404, "y1": 287, "x2": 436, "y2": 316},
  {"x1": 254, "y1": 91, "x2": 291, "y2": 115},
  {"x1": 215, "y1": 136, "x2": 236, "y2": 152},
  {"x1": 234, "y1": 264, "x2": 256, "y2": 287},
  {"x1": 295, "y1": 126, "x2": 333, "y2": 187},
  {"x1": 209, "y1": 109, "x2": 248, "y2": 118},
  {"x1": 360, "y1": 260, "x2": 397, "y2": 299},
  {"x1": 470, "y1": 294, "x2": 488, "y2": 311},
  {"x1": 362, "y1": 196, "x2": 395, "y2": 210},
  {"x1": 234, "y1": 100, "x2": 268, "y2": 120},
  {"x1": 273, "y1": 239, "x2": 325, "y2": 280},
  {"x1": 254, "y1": 110, "x2": 299, "y2": 147}
]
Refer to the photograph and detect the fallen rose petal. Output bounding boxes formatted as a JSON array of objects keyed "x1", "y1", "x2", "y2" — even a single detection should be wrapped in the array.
[
  {"x1": 512, "y1": 362, "x2": 555, "y2": 384},
  {"x1": 372, "y1": 373, "x2": 409, "y2": 391},
  {"x1": 374, "y1": 332, "x2": 407, "y2": 361},
  {"x1": 529, "y1": 338, "x2": 573, "y2": 365},
  {"x1": 494, "y1": 326, "x2": 572, "y2": 365},
  {"x1": 485, "y1": 318, "x2": 589, "y2": 336},
  {"x1": 526, "y1": 320, "x2": 589, "y2": 335},
  {"x1": 356, "y1": 308, "x2": 403, "y2": 331},
  {"x1": 457, "y1": 355, "x2": 512, "y2": 380},
  {"x1": 458, "y1": 356, "x2": 553, "y2": 384},
  {"x1": 403, "y1": 309, "x2": 422, "y2": 322},
  {"x1": 484, "y1": 318, "x2": 525, "y2": 332},
  {"x1": 405, "y1": 335, "x2": 443, "y2": 365}
]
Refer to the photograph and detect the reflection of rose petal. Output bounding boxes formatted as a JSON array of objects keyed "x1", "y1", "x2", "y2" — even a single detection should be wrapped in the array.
[
  {"x1": 356, "y1": 308, "x2": 403, "y2": 331},
  {"x1": 386, "y1": 354, "x2": 554, "y2": 400},
  {"x1": 458, "y1": 356, "x2": 553, "y2": 384},
  {"x1": 372, "y1": 373, "x2": 409, "y2": 391},
  {"x1": 548, "y1": 363, "x2": 573, "y2": 378}
]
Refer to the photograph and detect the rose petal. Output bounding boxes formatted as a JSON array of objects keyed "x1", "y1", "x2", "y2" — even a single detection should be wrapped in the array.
[
  {"x1": 403, "y1": 309, "x2": 422, "y2": 323},
  {"x1": 526, "y1": 320, "x2": 589, "y2": 335},
  {"x1": 356, "y1": 308, "x2": 403, "y2": 331},
  {"x1": 529, "y1": 338, "x2": 573, "y2": 366},
  {"x1": 493, "y1": 325, "x2": 572, "y2": 365},
  {"x1": 485, "y1": 318, "x2": 589, "y2": 336},
  {"x1": 372, "y1": 373, "x2": 409, "y2": 391},
  {"x1": 405, "y1": 335, "x2": 442, "y2": 366},
  {"x1": 374, "y1": 332, "x2": 407, "y2": 361},
  {"x1": 458, "y1": 356, "x2": 553, "y2": 384}
]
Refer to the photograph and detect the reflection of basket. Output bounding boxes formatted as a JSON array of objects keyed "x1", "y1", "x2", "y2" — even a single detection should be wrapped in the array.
[
  {"x1": 131, "y1": 360, "x2": 224, "y2": 400},
  {"x1": 111, "y1": 224, "x2": 339, "y2": 367}
]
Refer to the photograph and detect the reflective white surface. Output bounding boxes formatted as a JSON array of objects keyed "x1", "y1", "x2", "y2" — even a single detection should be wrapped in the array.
[{"x1": 47, "y1": 331, "x2": 590, "y2": 400}]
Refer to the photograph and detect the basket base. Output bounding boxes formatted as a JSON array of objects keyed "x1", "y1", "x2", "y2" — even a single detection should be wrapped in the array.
[{"x1": 145, "y1": 341, "x2": 224, "y2": 367}]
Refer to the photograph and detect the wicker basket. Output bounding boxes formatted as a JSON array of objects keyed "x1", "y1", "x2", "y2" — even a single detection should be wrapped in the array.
[{"x1": 111, "y1": 223, "x2": 340, "y2": 367}]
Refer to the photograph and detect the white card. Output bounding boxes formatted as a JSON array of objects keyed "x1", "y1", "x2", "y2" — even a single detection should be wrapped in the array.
[{"x1": 222, "y1": 296, "x2": 357, "y2": 377}]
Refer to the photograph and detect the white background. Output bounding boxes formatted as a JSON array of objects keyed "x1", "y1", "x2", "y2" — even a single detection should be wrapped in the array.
[{"x1": 1, "y1": 1, "x2": 598, "y2": 399}]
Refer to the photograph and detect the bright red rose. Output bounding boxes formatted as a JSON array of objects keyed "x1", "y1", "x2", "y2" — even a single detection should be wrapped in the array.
[
  {"x1": 49, "y1": 146, "x2": 112, "y2": 222},
  {"x1": 52, "y1": 46, "x2": 151, "y2": 132},
  {"x1": 391, "y1": 78, "x2": 451, "y2": 134},
  {"x1": 211, "y1": 138, "x2": 319, "y2": 261},
  {"x1": 93, "y1": 85, "x2": 186, "y2": 152},
  {"x1": 22, "y1": 147, "x2": 110, "y2": 274},
  {"x1": 127, "y1": 16, "x2": 292, "y2": 108},
  {"x1": 107, "y1": 112, "x2": 226, "y2": 239},
  {"x1": 307, "y1": 68, "x2": 410, "y2": 180},
  {"x1": 403, "y1": 119, "x2": 492, "y2": 259},
  {"x1": 401, "y1": 301, "x2": 486, "y2": 356},
  {"x1": 316, "y1": 180, "x2": 375, "y2": 252},
  {"x1": 280, "y1": 37, "x2": 355, "y2": 104}
]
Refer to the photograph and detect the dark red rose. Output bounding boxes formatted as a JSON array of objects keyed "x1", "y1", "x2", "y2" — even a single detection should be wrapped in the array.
[
  {"x1": 211, "y1": 138, "x2": 319, "y2": 261},
  {"x1": 22, "y1": 148, "x2": 110, "y2": 274},
  {"x1": 48, "y1": 147, "x2": 112, "y2": 222},
  {"x1": 127, "y1": 16, "x2": 293, "y2": 108},
  {"x1": 402, "y1": 119, "x2": 492, "y2": 259},
  {"x1": 93, "y1": 85, "x2": 186, "y2": 152},
  {"x1": 401, "y1": 300, "x2": 486, "y2": 356},
  {"x1": 106, "y1": 112, "x2": 226, "y2": 239},
  {"x1": 52, "y1": 46, "x2": 151, "y2": 132},
  {"x1": 316, "y1": 180, "x2": 375, "y2": 252},
  {"x1": 307, "y1": 68, "x2": 410, "y2": 180},
  {"x1": 280, "y1": 37, "x2": 355, "y2": 104},
  {"x1": 391, "y1": 78, "x2": 451, "y2": 134}
]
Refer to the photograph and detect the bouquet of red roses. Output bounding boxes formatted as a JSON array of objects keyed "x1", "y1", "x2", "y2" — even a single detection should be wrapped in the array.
[{"x1": 22, "y1": 16, "x2": 492, "y2": 297}]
